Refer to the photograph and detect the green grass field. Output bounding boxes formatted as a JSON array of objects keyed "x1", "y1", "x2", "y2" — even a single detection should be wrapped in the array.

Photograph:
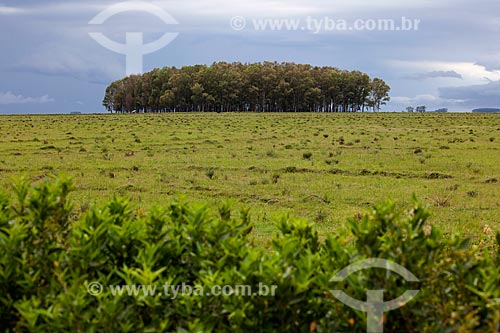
[{"x1": 1, "y1": 113, "x2": 499, "y2": 243}]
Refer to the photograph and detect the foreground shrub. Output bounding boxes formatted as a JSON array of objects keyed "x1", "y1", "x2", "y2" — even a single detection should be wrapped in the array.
[{"x1": 0, "y1": 177, "x2": 498, "y2": 332}]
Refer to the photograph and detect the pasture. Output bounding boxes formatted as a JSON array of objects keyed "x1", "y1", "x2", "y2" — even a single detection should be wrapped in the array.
[{"x1": 1, "y1": 112, "x2": 499, "y2": 244}]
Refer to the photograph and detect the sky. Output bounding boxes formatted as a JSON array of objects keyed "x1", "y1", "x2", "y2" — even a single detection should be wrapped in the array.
[{"x1": 1, "y1": 0, "x2": 500, "y2": 114}]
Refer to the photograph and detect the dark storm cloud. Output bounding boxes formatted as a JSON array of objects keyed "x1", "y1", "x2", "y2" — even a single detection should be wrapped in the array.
[
  {"x1": 439, "y1": 80, "x2": 500, "y2": 107},
  {"x1": 2, "y1": 0, "x2": 500, "y2": 113}
]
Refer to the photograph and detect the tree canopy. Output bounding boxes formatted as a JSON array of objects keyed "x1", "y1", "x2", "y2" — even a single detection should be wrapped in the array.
[{"x1": 102, "y1": 62, "x2": 390, "y2": 113}]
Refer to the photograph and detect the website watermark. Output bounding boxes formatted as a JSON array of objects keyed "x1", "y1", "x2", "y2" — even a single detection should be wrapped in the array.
[
  {"x1": 330, "y1": 259, "x2": 420, "y2": 333},
  {"x1": 88, "y1": 1, "x2": 179, "y2": 76},
  {"x1": 230, "y1": 16, "x2": 421, "y2": 33},
  {"x1": 87, "y1": 281, "x2": 278, "y2": 299},
  {"x1": 86, "y1": 258, "x2": 418, "y2": 333}
]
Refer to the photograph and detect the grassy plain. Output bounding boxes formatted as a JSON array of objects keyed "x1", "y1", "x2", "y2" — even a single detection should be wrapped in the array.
[{"x1": 0, "y1": 113, "x2": 499, "y2": 243}]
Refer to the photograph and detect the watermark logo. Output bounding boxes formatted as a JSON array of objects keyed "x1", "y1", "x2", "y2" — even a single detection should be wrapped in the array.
[
  {"x1": 87, "y1": 281, "x2": 104, "y2": 296},
  {"x1": 330, "y1": 259, "x2": 420, "y2": 333},
  {"x1": 89, "y1": 1, "x2": 179, "y2": 76},
  {"x1": 230, "y1": 16, "x2": 247, "y2": 31}
]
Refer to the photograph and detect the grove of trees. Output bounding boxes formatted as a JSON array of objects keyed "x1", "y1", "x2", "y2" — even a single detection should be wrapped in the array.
[{"x1": 102, "y1": 62, "x2": 390, "y2": 113}]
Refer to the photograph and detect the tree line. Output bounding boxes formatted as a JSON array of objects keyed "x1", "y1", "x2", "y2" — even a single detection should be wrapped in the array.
[{"x1": 102, "y1": 62, "x2": 390, "y2": 113}]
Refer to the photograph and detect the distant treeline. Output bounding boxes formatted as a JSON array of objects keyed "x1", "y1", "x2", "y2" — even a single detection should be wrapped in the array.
[
  {"x1": 103, "y1": 62, "x2": 390, "y2": 113},
  {"x1": 472, "y1": 108, "x2": 500, "y2": 113}
]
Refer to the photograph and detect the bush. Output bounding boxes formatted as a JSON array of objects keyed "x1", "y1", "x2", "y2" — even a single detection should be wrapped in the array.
[{"x1": 0, "y1": 178, "x2": 499, "y2": 332}]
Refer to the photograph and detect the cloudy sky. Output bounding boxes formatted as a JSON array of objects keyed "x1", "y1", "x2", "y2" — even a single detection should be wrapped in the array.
[{"x1": 1, "y1": 0, "x2": 500, "y2": 113}]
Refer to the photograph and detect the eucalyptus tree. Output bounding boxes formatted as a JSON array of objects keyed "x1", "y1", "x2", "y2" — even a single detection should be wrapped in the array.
[{"x1": 102, "y1": 62, "x2": 390, "y2": 113}]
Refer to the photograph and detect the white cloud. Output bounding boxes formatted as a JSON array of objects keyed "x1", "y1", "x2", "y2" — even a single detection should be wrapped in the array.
[
  {"x1": 386, "y1": 59, "x2": 500, "y2": 111},
  {"x1": 0, "y1": 6, "x2": 25, "y2": 15},
  {"x1": 392, "y1": 94, "x2": 434, "y2": 104},
  {"x1": 391, "y1": 94, "x2": 465, "y2": 107},
  {"x1": 390, "y1": 60, "x2": 500, "y2": 85},
  {"x1": 158, "y1": 0, "x2": 320, "y2": 17},
  {"x1": 0, "y1": 3, "x2": 105, "y2": 16},
  {"x1": 0, "y1": 91, "x2": 54, "y2": 105},
  {"x1": 404, "y1": 70, "x2": 463, "y2": 80},
  {"x1": 475, "y1": 53, "x2": 500, "y2": 71},
  {"x1": 1, "y1": 1, "x2": 312, "y2": 17},
  {"x1": 0, "y1": 0, "x2": 459, "y2": 18},
  {"x1": 156, "y1": 0, "x2": 461, "y2": 17}
]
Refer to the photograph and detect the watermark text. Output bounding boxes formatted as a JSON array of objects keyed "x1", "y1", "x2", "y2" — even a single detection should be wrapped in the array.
[
  {"x1": 87, "y1": 282, "x2": 278, "y2": 299},
  {"x1": 231, "y1": 16, "x2": 421, "y2": 33}
]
